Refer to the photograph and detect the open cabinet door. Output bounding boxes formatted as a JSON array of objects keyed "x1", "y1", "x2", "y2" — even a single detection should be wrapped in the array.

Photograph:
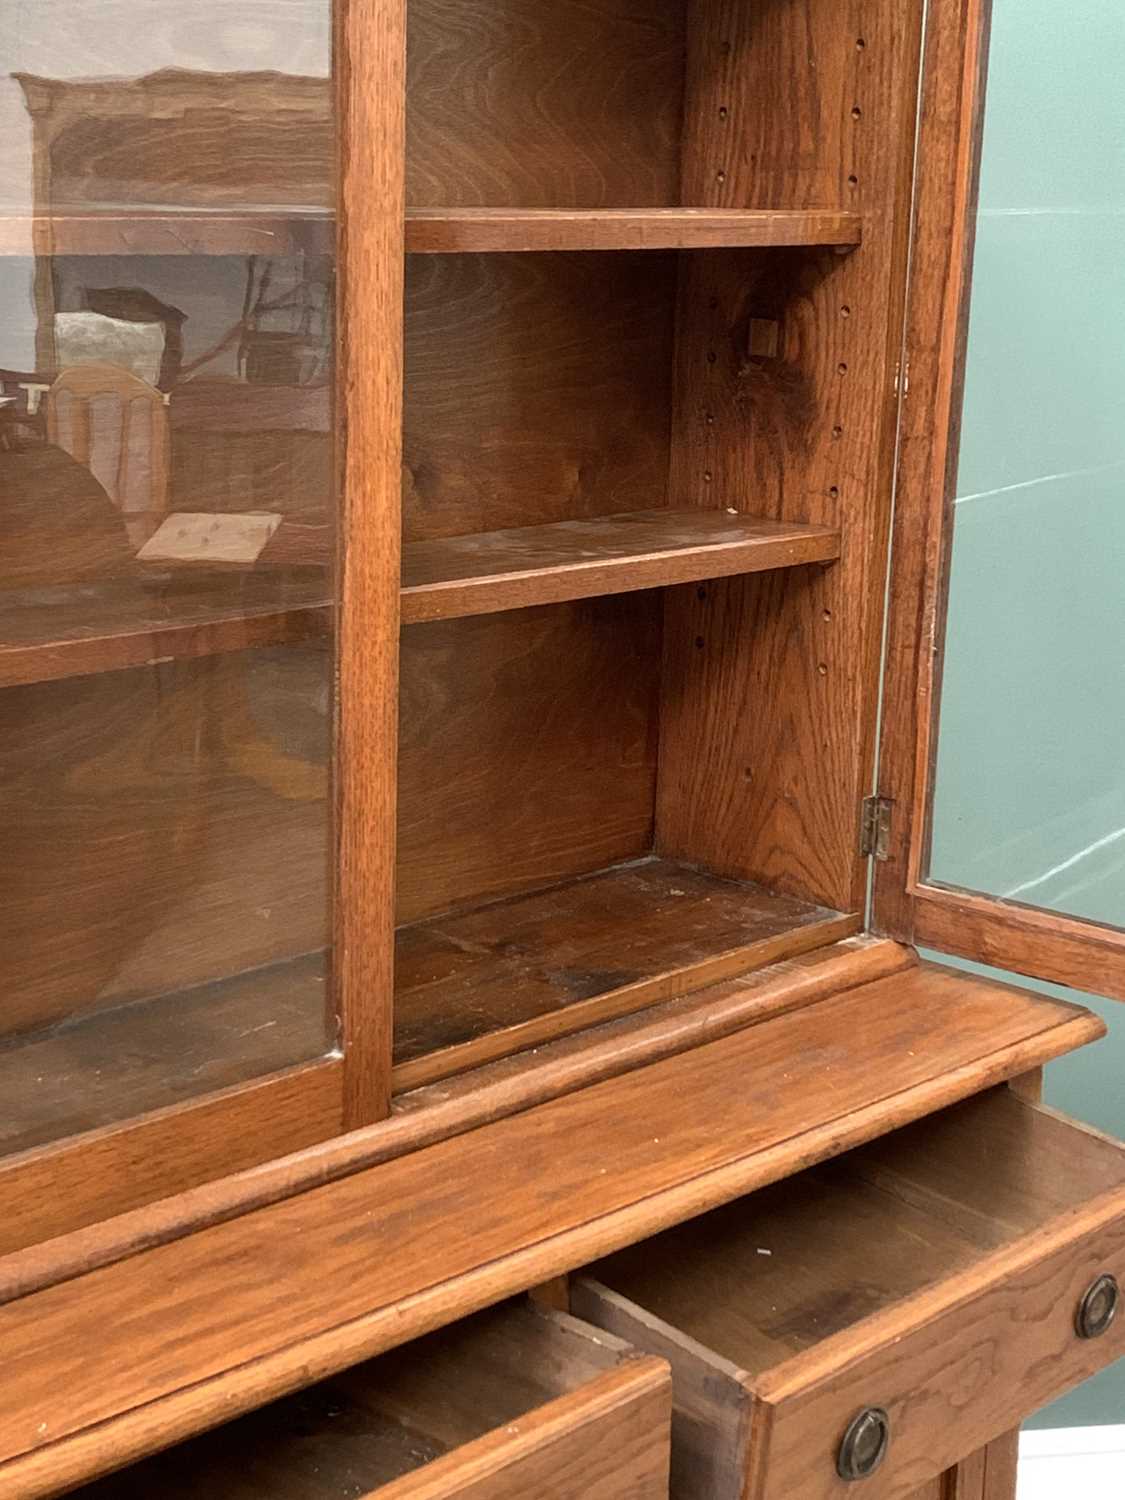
[{"x1": 874, "y1": 0, "x2": 1125, "y2": 998}]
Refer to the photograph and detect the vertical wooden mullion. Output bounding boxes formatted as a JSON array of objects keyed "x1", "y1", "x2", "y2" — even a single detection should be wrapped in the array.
[{"x1": 334, "y1": 0, "x2": 406, "y2": 1128}]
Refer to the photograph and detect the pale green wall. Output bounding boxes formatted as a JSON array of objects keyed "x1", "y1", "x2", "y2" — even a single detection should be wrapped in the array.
[{"x1": 926, "y1": 0, "x2": 1124, "y2": 1431}]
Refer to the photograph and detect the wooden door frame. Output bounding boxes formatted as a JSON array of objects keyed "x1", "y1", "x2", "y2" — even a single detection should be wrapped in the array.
[
  {"x1": 871, "y1": 0, "x2": 1125, "y2": 1000},
  {"x1": 0, "y1": 0, "x2": 404, "y2": 1250}
]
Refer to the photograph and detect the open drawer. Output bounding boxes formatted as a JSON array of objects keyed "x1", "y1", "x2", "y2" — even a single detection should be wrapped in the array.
[
  {"x1": 573, "y1": 1088, "x2": 1125, "y2": 1500},
  {"x1": 64, "y1": 1301, "x2": 671, "y2": 1499}
]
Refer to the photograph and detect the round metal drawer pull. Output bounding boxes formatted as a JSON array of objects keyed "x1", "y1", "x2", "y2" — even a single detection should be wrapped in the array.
[
  {"x1": 837, "y1": 1407, "x2": 891, "y2": 1481},
  {"x1": 1076, "y1": 1274, "x2": 1119, "y2": 1340}
]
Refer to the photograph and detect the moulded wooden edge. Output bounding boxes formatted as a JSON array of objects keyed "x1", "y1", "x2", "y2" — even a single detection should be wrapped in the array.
[
  {"x1": 394, "y1": 938, "x2": 916, "y2": 1115},
  {"x1": 0, "y1": 964, "x2": 1105, "y2": 1495},
  {"x1": 0, "y1": 937, "x2": 905, "y2": 1298}
]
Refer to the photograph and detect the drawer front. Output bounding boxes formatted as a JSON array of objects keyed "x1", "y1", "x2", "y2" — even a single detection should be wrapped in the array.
[
  {"x1": 57, "y1": 1304, "x2": 671, "y2": 1500},
  {"x1": 578, "y1": 1094, "x2": 1125, "y2": 1500},
  {"x1": 375, "y1": 1360, "x2": 672, "y2": 1499},
  {"x1": 752, "y1": 1196, "x2": 1125, "y2": 1500}
]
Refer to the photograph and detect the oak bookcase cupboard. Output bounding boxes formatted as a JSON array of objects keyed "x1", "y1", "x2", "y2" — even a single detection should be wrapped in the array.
[{"x1": 0, "y1": 0, "x2": 1121, "y2": 1496}]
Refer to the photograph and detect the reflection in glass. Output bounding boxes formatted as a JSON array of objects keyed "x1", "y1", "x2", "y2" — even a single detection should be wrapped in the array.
[
  {"x1": 0, "y1": 2, "x2": 336, "y2": 1155},
  {"x1": 928, "y1": 0, "x2": 1125, "y2": 928}
]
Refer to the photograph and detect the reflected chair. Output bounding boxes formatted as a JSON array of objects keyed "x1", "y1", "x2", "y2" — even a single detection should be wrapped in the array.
[{"x1": 46, "y1": 362, "x2": 169, "y2": 549}]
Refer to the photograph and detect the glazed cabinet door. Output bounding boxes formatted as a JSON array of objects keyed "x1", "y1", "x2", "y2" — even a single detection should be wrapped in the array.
[
  {"x1": 875, "y1": 0, "x2": 1125, "y2": 998},
  {"x1": 0, "y1": 0, "x2": 402, "y2": 1247}
]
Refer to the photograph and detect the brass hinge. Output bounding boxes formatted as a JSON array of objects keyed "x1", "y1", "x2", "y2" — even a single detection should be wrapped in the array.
[{"x1": 860, "y1": 795, "x2": 893, "y2": 860}]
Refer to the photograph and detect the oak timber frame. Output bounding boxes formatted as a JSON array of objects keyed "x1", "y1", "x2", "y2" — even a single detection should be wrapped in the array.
[{"x1": 871, "y1": 0, "x2": 1125, "y2": 1000}]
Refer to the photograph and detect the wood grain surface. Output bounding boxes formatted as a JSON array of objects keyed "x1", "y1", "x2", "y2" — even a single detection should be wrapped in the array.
[
  {"x1": 170, "y1": 403, "x2": 332, "y2": 524},
  {"x1": 2, "y1": 954, "x2": 331, "y2": 1160},
  {"x1": 393, "y1": 856, "x2": 853, "y2": 1084},
  {"x1": 582, "y1": 1092, "x2": 1125, "y2": 1500},
  {"x1": 867, "y1": 0, "x2": 1125, "y2": 997},
  {"x1": 978, "y1": 1432, "x2": 1021, "y2": 1500},
  {"x1": 940, "y1": 1437, "x2": 1020, "y2": 1500},
  {"x1": 405, "y1": 208, "x2": 862, "y2": 252},
  {"x1": 590, "y1": 1091, "x2": 1125, "y2": 1372},
  {"x1": 0, "y1": 649, "x2": 329, "y2": 1037},
  {"x1": 0, "y1": 580, "x2": 331, "y2": 689},
  {"x1": 755, "y1": 1187, "x2": 1125, "y2": 1500},
  {"x1": 871, "y1": 0, "x2": 992, "y2": 941},
  {"x1": 0, "y1": 939, "x2": 904, "y2": 1273},
  {"x1": 401, "y1": 509, "x2": 840, "y2": 622},
  {"x1": 376, "y1": 1361, "x2": 672, "y2": 1500},
  {"x1": 0, "y1": 207, "x2": 334, "y2": 257},
  {"x1": 571, "y1": 1278, "x2": 754, "y2": 1500},
  {"x1": 0, "y1": 206, "x2": 862, "y2": 257},
  {"x1": 402, "y1": 251, "x2": 676, "y2": 540},
  {"x1": 406, "y1": 0, "x2": 684, "y2": 208},
  {"x1": 395, "y1": 937, "x2": 913, "y2": 1114},
  {"x1": 334, "y1": 0, "x2": 407, "y2": 1125},
  {"x1": 913, "y1": 888, "x2": 1125, "y2": 1004},
  {"x1": 397, "y1": 598, "x2": 659, "y2": 924},
  {"x1": 0, "y1": 1058, "x2": 344, "y2": 1259},
  {"x1": 0, "y1": 963, "x2": 1101, "y2": 1486},
  {"x1": 64, "y1": 1303, "x2": 669, "y2": 1499},
  {"x1": 26, "y1": 75, "x2": 333, "y2": 212},
  {"x1": 658, "y1": 0, "x2": 925, "y2": 913}
]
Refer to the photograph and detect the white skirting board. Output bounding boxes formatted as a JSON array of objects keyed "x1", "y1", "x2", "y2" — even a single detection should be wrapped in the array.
[{"x1": 1018, "y1": 1426, "x2": 1125, "y2": 1499}]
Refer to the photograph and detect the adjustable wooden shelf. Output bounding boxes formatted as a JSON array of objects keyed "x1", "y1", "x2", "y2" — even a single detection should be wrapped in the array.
[
  {"x1": 401, "y1": 510, "x2": 840, "y2": 622},
  {"x1": 0, "y1": 206, "x2": 863, "y2": 256},
  {"x1": 1, "y1": 0, "x2": 1122, "y2": 1496}
]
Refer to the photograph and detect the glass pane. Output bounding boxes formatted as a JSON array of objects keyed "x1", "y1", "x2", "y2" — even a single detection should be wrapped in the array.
[
  {"x1": 927, "y1": 0, "x2": 1125, "y2": 928},
  {"x1": 0, "y1": 1, "x2": 336, "y2": 1156}
]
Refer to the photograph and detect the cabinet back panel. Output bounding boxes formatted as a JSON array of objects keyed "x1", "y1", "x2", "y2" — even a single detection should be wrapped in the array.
[
  {"x1": 403, "y1": 252, "x2": 676, "y2": 541},
  {"x1": 172, "y1": 429, "x2": 329, "y2": 518},
  {"x1": 397, "y1": 598, "x2": 660, "y2": 925},
  {"x1": 0, "y1": 646, "x2": 329, "y2": 1037},
  {"x1": 658, "y1": 0, "x2": 924, "y2": 911},
  {"x1": 406, "y1": 0, "x2": 686, "y2": 208}
]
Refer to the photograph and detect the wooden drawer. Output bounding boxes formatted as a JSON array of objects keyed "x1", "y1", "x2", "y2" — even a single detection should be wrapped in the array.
[
  {"x1": 573, "y1": 1089, "x2": 1125, "y2": 1500},
  {"x1": 65, "y1": 1301, "x2": 671, "y2": 1498}
]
